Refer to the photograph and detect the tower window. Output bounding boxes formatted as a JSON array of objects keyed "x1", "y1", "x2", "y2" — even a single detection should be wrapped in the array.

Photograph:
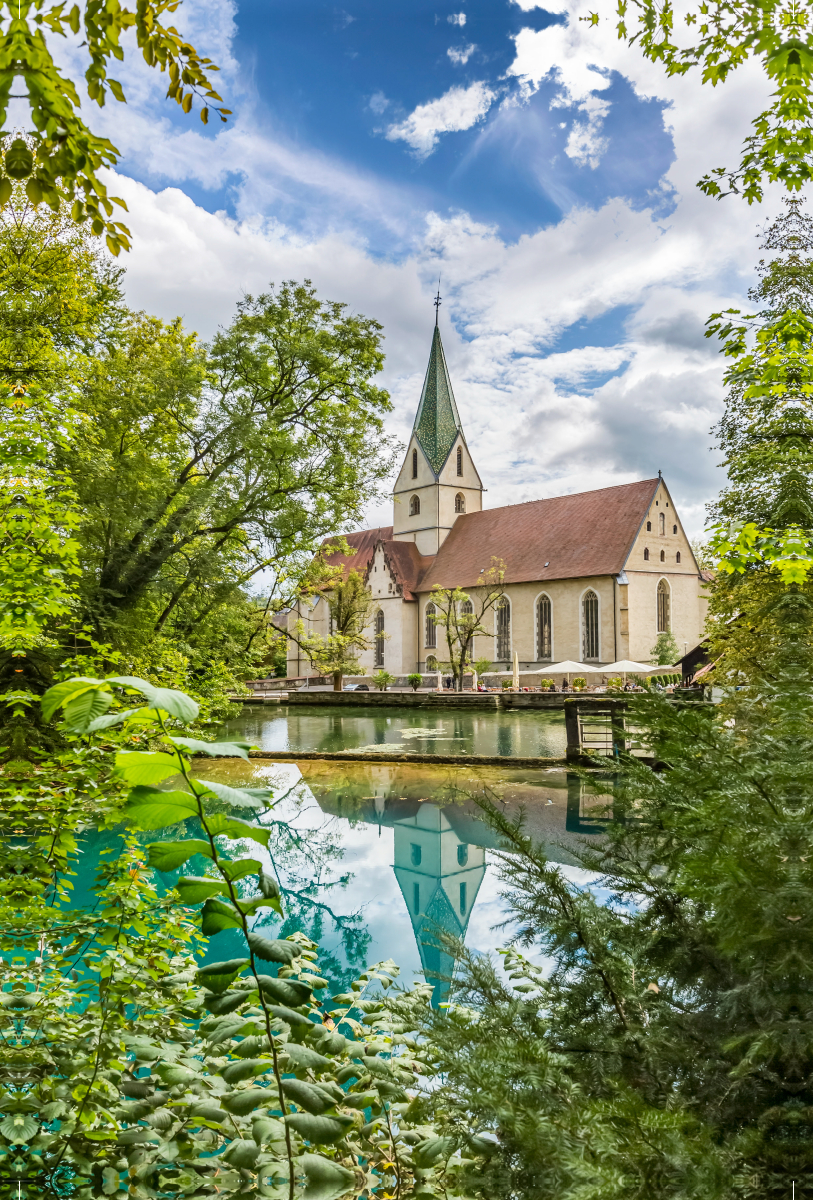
[
  {"x1": 657, "y1": 579, "x2": 671, "y2": 632},
  {"x1": 537, "y1": 594, "x2": 552, "y2": 659},
  {"x1": 676, "y1": 551, "x2": 681, "y2": 563},
  {"x1": 659, "y1": 512, "x2": 665, "y2": 535},
  {"x1": 425, "y1": 602, "x2": 437, "y2": 648},
  {"x1": 644, "y1": 547, "x2": 650, "y2": 561},
  {"x1": 673, "y1": 524, "x2": 677, "y2": 534},
  {"x1": 374, "y1": 609, "x2": 385, "y2": 667},
  {"x1": 582, "y1": 590, "x2": 600, "y2": 660},
  {"x1": 409, "y1": 494, "x2": 420, "y2": 516},
  {"x1": 413, "y1": 882, "x2": 420, "y2": 913},
  {"x1": 410, "y1": 843, "x2": 422, "y2": 866},
  {"x1": 457, "y1": 843, "x2": 468, "y2": 866},
  {"x1": 496, "y1": 597, "x2": 511, "y2": 660},
  {"x1": 412, "y1": 448, "x2": 418, "y2": 478},
  {"x1": 454, "y1": 492, "x2": 465, "y2": 513},
  {"x1": 646, "y1": 520, "x2": 652, "y2": 532},
  {"x1": 659, "y1": 549, "x2": 665, "y2": 562},
  {"x1": 459, "y1": 882, "x2": 467, "y2": 915},
  {"x1": 456, "y1": 446, "x2": 463, "y2": 476}
]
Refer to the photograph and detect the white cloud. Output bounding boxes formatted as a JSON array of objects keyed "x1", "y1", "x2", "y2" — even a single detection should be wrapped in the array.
[
  {"x1": 386, "y1": 82, "x2": 497, "y2": 158},
  {"x1": 368, "y1": 90, "x2": 390, "y2": 115},
  {"x1": 447, "y1": 43, "x2": 476, "y2": 65},
  {"x1": 447, "y1": 12, "x2": 466, "y2": 24}
]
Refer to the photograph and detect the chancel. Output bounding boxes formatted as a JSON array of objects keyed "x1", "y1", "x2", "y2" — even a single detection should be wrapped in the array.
[{"x1": 288, "y1": 313, "x2": 710, "y2": 676}]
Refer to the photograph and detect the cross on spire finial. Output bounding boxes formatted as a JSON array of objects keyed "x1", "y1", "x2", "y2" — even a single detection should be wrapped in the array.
[{"x1": 434, "y1": 277, "x2": 442, "y2": 327}]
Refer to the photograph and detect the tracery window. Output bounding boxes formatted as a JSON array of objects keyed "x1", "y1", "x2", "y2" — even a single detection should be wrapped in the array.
[
  {"x1": 455, "y1": 492, "x2": 465, "y2": 513},
  {"x1": 374, "y1": 609, "x2": 385, "y2": 667},
  {"x1": 409, "y1": 494, "x2": 420, "y2": 516},
  {"x1": 537, "y1": 594, "x2": 552, "y2": 659},
  {"x1": 657, "y1": 580, "x2": 671, "y2": 633},
  {"x1": 496, "y1": 597, "x2": 511, "y2": 661},
  {"x1": 582, "y1": 590, "x2": 600, "y2": 660},
  {"x1": 425, "y1": 603, "x2": 437, "y2": 648}
]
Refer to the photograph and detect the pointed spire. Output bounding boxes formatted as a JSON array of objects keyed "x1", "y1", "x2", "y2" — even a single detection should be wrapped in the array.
[{"x1": 413, "y1": 324, "x2": 463, "y2": 475}]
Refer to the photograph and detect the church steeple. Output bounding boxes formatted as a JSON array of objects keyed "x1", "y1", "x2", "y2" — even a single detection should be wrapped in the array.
[
  {"x1": 412, "y1": 326, "x2": 464, "y2": 475},
  {"x1": 392, "y1": 310, "x2": 483, "y2": 554}
]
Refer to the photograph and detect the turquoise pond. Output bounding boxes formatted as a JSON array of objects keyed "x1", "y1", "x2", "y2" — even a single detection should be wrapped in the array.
[{"x1": 79, "y1": 706, "x2": 608, "y2": 999}]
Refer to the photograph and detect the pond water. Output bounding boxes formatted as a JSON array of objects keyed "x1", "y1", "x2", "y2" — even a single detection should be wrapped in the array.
[
  {"x1": 192, "y1": 724, "x2": 612, "y2": 1000},
  {"x1": 216, "y1": 703, "x2": 567, "y2": 759}
]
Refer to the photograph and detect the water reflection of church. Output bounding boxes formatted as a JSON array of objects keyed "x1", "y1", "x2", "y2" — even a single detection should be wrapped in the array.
[{"x1": 392, "y1": 804, "x2": 486, "y2": 1005}]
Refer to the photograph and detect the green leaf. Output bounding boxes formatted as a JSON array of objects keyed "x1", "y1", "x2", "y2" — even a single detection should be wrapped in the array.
[
  {"x1": 106, "y1": 676, "x2": 199, "y2": 722},
  {"x1": 220, "y1": 1086, "x2": 275, "y2": 1116},
  {"x1": 124, "y1": 786, "x2": 201, "y2": 829},
  {"x1": 86, "y1": 706, "x2": 142, "y2": 732},
  {"x1": 116, "y1": 751, "x2": 183, "y2": 786},
  {"x1": 257, "y1": 975, "x2": 312, "y2": 1006},
  {"x1": 196, "y1": 958, "x2": 249, "y2": 993},
  {"x1": 206, "y1": 813, "x2": 271, "y2": 847},
  {"x1": 63, "y1": 686, "x2": 113, "y2": 732},
  {"x1": 41, "y1": 677, "x2": 104, "y2": 722},
  {"x1": 170, "y1": 736, "x2": 255, "y2": 759},
  {"x1": 0, "y1": 1113, "x2": 39, "y2": 1142},
  {"x1": 413, "y1": 1136, "x2": 455, "y2": 1168},
  {"x1": 280, "y1": 1044, "x2": 331, "y2": 1073},
  {"x1": 203, "y1": 990, "x2": 253, "y2": 1015},
  {"x1": 220, "y1": 857, "x2": 263, "y2": 882},
  {"x1": 222, "y1": 1138, "x2": 261, "y2": 1168},
  {"x1": 147, "y1": 840, "x2": 213, "y2": 871},
  {"x1": 201, "y1": 897, "x2": 244, "y2": 934},
  {"x1": 285, "y1": 1113, "x2": 354, "y2": 1143},
  {"x1": 176, "y1": 876, "x2": 228, "y2": 903},
  {"x1": 247, "y1": 932, "x2": 302, "y2": 964},
  {"x1": 221, "y1": 1057, "x2": 273, "y2": 1083},
  {"x1": 252, "y1": 1115, "x2": 288, "y2": 1147},
  {"x1": 194, "y1": 777, "x2": 271, "y2": 808},
  {"x1": 155, "y1": 1063, "x2": 199, "y2": 1087},
  {"x1": 268, "y1": 1005, "x2": 314, "y2": 1029},
  {"x1": 281, "y1": 1079, "x2": 336, "y2": 1115},
  {"x1": 298, "y1": 1154, "x2": 356, "y2": 1187}
]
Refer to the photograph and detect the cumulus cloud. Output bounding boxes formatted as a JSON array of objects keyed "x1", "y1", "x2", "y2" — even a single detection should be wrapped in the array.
[
  {"x1": 447, "y1": 43, "x2": 476, "y2": 65},
  {"x1": 386, "y1": 82, "x2": 497, "y2": 158}
]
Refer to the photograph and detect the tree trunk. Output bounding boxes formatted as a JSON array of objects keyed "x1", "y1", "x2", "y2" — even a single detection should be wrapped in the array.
[{"x1": 333, "y1": 672, "x2": 342, "y2": 691}]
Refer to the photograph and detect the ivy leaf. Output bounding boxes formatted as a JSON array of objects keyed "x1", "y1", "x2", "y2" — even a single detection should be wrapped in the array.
[
  {"x1": 106, "y1": 676, "x2": 199, "y2": 722},
  {"x1": 147, "y1": 840, "x2": 213, "y2": 871}
]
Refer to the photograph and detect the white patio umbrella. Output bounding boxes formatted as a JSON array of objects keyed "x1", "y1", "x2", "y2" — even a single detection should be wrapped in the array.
[
  {"x1": 601, "y1": 658, "x2": 656, "y2": 683},
  {"x1": 547, "y1": 660, "x2": 603, "y2": 688},
  {"x1": 512, "y1": 650, "x2": 520, "y2": 689}
]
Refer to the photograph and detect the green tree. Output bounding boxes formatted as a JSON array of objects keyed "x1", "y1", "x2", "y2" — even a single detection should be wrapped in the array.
[
  {"x1": 291, "y1": 569, "x2": 377, "y2": 691},
  {"x1": 650, "y1": 629, "x2": 680, "y2": 664},
  {"x1": 427, "y1": 560, "x2": 505, "y2": 692}
]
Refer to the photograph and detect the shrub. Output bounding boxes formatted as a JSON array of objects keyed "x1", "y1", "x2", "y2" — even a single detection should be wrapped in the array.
[
  {"x1": 373, "y1": 669, "x2": 396, "y2": 691},
  {"x1": 407, "y1": 672, "x2": 422, "y2": 691},
  {"x1": 573, "y1": 676, "x2": 586, "y2": 689}
]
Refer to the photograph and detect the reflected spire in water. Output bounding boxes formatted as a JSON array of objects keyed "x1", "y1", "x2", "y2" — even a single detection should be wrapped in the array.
[{"x1": 392, "y1": 803, "x2": 486, "y2": 1005}]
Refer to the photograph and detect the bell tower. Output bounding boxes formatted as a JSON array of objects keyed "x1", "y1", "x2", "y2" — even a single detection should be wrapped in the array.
[{"x1": 392, "y1": 293, "x2": 483, "y2": 555}]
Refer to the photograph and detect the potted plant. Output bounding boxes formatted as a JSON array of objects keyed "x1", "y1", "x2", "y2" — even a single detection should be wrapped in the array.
[
  {"x1": 373, "y1": 670, "x2": 396, "y2": 692},
  {"x1": 407, "y1": 672, "x2": 422, "y2": 692},
  {"x1": 573, "y1": 676, "x2": 586, "y2": 691},
  {"x1": 501, "y1": 679, "x2": 513, "y2": 691},
  {"x1": 607, "y1": 676, "x2": 623, "y2": 692},
  {"x1": 540, "y1": 678, "x2": 554, "y2": 691}
]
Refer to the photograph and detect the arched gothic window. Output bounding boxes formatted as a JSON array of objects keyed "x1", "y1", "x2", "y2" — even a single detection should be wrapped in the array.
[
  {"x1": 456, "y1": 446, "x2": 463, "y2": 476},
  {"x1": 673, "y1": 524, "x2": 677, "y2": 534},
  {"x1": 455, "y1": 492, "x2": 465, "y2": 513},
  {"x1": 657, "y1": 580, "x2": 671, "y2": 633},
  {"x1": 660, "y1": 549, "x2": 665, "y2": 562},
  {"x1": 426, "y1": 655, "x2": 438, "y2": 671},
  {"x1": 676, "y1": 551, "x2": 681, "y2": 563},
  {"x1": 460, "y1": 598, "x2": 473, "y2": 616},
  {"x1": 496, "y1": 597, "x2": 511, "y2": 660},
  {"x1": 409, "y1": 494, "x2": 420, "y2": 516},
  {"x1": 644, "y1": 547, "x2": 650, "y2": 561},
  {"x1": 659, "y1": 512, "x2": 666, "y2": 535},
  {"x1": 646, "y1": 520, "x2": 652, "y2": 531},
  {"x1": 537, "y1": 594, "x2": 552, "y2": 659},
  {"x1": 374, "y1": 609, "x2": 385, "y2": 667},
  {"x1": 412, "y1": 448, "x2": 418, "y2": 478},
  {"x1": 582, "y1": 590, "x2": 600, "y2": 660},
  {"x1": 425, "y1": 603, "x2": 437, "y2": 648}
]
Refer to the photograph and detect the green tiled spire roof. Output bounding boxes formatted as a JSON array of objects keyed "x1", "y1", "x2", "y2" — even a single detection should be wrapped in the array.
[{"x1": 413, "y1": 326, "x2": 463, "y2": 475}]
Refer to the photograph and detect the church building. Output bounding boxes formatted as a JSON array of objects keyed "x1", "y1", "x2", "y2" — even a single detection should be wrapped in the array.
[{"x1": 287, "y1": 321, "x2": 709, "y2": 676}]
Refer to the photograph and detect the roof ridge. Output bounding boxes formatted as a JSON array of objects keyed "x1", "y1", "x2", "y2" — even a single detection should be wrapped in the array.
[{"x1": 452, "y1": 477, "x2": 661, "y2": 517}]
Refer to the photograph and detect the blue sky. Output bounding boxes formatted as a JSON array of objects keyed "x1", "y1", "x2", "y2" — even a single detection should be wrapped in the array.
[{"x1": 50, "y1": 0, "x2": 778, "y2": 535}]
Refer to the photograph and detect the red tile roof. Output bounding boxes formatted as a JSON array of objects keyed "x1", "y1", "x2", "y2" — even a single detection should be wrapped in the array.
[
  {"x1": 321, "y1": 527, "x2": 392, "y2": 579},
  {"x1": 381, "y1": 540, "x2": 433, "y2": 601},
  {"x1": 420, "y1": 478, "x2": 660, "y2": 589}
]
